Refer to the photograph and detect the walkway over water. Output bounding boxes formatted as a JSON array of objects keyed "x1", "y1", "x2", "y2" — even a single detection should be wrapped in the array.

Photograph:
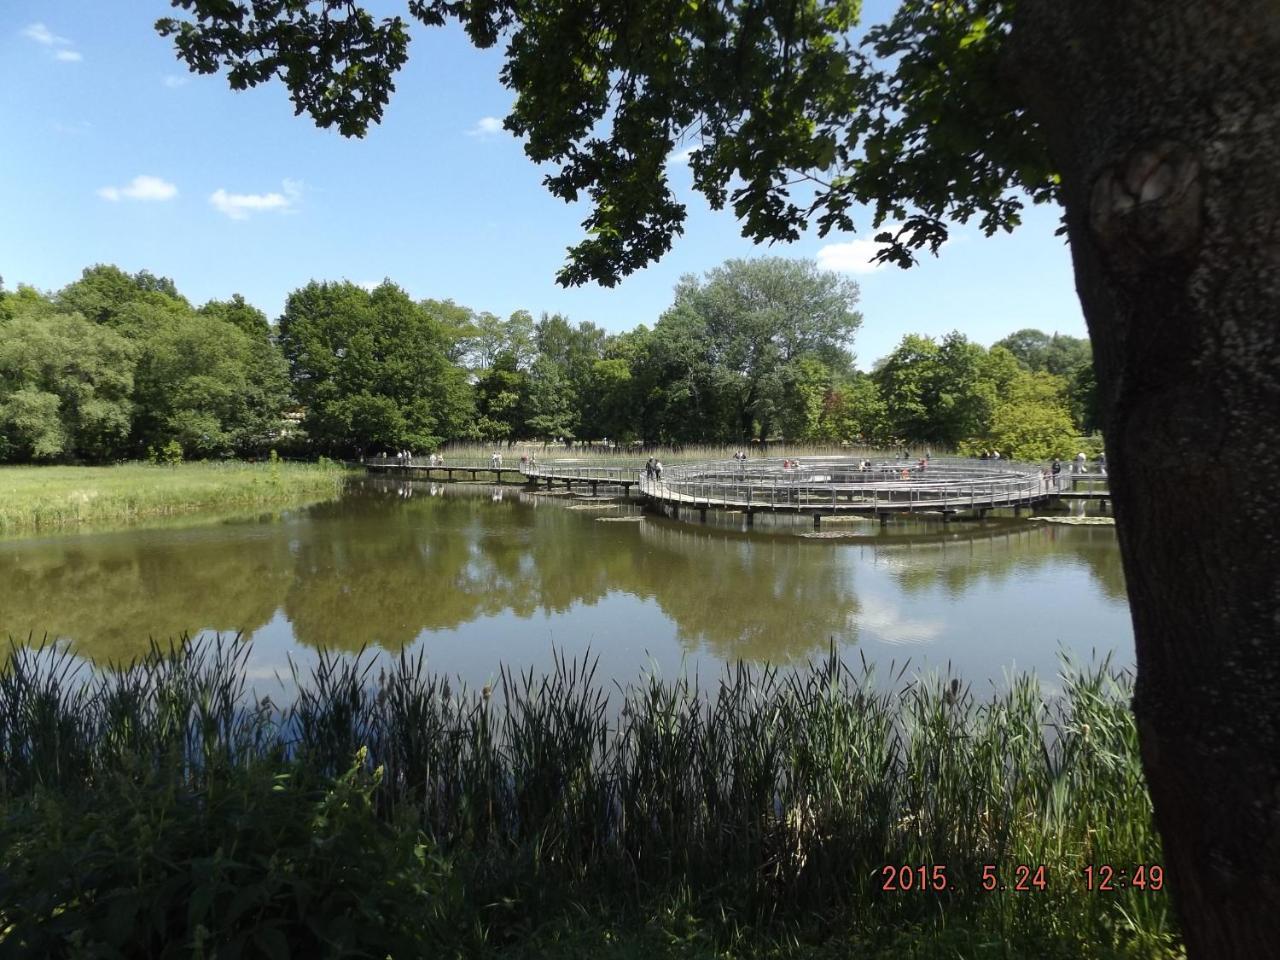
[
  {"x1": 365, "y1": 455, "x2": 1109, "y2": 523},
  {"x1": 521, "y1": 456, "x2": 1109, "y2": 523}
]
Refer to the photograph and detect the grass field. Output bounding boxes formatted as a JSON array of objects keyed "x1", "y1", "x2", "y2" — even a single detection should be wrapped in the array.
[
  {"x1": 0, "y1": 639, "x2": 1183, "y2": 958},
  {"x1": 0, "y1": 460, "x2": 350, "y2": 534}
]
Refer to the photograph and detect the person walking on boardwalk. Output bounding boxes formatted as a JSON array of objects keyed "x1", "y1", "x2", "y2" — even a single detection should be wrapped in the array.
[
  {"x1": 654, "y1": 460, "x2": 664, "y2": 480},
  {"x1": 1051, "y1": 458, "x2": 1063, "y2": 491},
  {"x1": 645, "y1": 457, "x2": 655, "y2": 480}
]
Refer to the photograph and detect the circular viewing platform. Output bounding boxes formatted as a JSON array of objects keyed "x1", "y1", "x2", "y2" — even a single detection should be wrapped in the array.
[
  {"x1": 365, "y1": 454, "x2": 1108, "y2": 524},
  {"x1": 521, "y1": 456, "x2": 1102, "y2": 522}
]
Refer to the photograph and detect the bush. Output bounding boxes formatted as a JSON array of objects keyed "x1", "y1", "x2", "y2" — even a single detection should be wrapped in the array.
[{"x1": 0, "y1": 752, "x2": 461, "y2": 958}]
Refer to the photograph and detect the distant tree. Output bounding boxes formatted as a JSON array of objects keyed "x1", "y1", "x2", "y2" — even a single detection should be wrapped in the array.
[
  {"x1": 994, "y1": 328, "x2": 1097, "y2": 435},
  {"x1": 821, "y1": 374, "x2": 888, "y2": 445},
  {"x1": 463, "y1": 309, "x2": 537, "y2": 373},
  {"x1": 580, "y1": 357, "x2": 635, "y2": 442},
  {"x1": 979, "y1": 371, "x2": 1077, "y2": 460},
  {"x1": 57, "y1": 265, "x2": 188, "y2": 327},
  {"x1": 132, "y1": 313, "x2": 289, "y2": 458},
  {"x1": 278, "y1": 280, "x2": 472, "y2": 454},
  {"x1": 524, "y1": 355, "x2": 578, "y2": 441},
  {"x1": 0, "y1": 310, "x2": 136, "y2": 461},
  {"x1": 662, "y1": 258, "x2": 861, "y2": 441},
  {"x1": 472, "y1": 352, "x2": 530, "y2": 441},
  {"x1": 874, "y1": 332, "x2": 997, "y2": 446},
  {"x1": 419, "y1": 298, "x2": 477, "y2": 364},
  {"x1": 199, "y1": 294, "x2": 270, "y2": 338}
]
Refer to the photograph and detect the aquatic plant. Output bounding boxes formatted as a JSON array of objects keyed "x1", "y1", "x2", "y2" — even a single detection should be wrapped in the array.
[{"x1": 0, "y1": 638, "x2": 1181, "y2": 957}]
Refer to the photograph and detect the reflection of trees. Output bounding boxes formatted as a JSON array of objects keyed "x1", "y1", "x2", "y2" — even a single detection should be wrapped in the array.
[
  {"x1": 869, "y1": 523, "x2": 1127, "y2": 601},
  {"x1": 630, "y1": 522, "x2": 860, "y2": 663},
  {"x1": 0, "y1": 482, "x2": 1127, "y2": 668},
  {"x1": 281, "y1": 490, "x2": 541, "y2": 649},
  {"x1": 0, "y1": 513, "x2": 294, "y2": 663}
]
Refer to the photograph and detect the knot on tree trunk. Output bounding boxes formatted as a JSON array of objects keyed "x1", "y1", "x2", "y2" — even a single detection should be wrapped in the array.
[{"x1": 1089, "y1": 141, "x2": 1203, "y2": 264}]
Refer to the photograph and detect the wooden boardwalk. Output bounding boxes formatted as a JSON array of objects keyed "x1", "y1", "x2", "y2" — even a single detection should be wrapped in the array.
[
  {"x1": 365, "y1": 457, "x2": 527, "y2": 483},
  {"x1": 525, "y1": 457, "x2": 1110, "y2": 525},
  {"x1": 366, "y1": 456, "x2": 1110, "y2": 524}
]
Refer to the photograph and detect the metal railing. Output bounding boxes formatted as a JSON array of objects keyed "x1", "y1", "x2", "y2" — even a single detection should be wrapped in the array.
[
  {"x1": 366, "y1": 456, "x2": 521, "y2": 469},
  {"x1": 630, "y1": 456, "x2": 1066, "y2": 512},
  {"x1": 373, "y1": 454, "x2": 1096, "y2": 512}
]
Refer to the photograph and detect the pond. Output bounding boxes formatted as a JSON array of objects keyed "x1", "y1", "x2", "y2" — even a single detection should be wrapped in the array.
[{"x1": 0, "y1": 477, "x2": 1130, "y2": 692}]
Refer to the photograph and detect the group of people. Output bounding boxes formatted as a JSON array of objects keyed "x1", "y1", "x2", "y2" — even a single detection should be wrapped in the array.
[
  {"x1": 978, "y1": 450, "x2": 1003, "y2": 460},
  {"x1": 490, "y1": 451, "x2": 504, "y2": 468},
  {"x1": 645, "y1": 457, "x2": 664, "y2": 480}
]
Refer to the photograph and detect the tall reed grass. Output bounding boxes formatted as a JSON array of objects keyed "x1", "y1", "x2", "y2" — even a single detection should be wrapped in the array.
[
  {"x1": 0, "y1": 461, "x2": 350, "y2": 534},
  {"x1": 0, "y1": 639, "x2": 1181, "y2": 957},
  {"x1": 440, "y1": 440, "x2": 924, "y2": 464}
]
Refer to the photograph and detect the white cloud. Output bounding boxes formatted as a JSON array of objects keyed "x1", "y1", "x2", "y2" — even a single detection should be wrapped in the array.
[
  {"x1": 209, "y1": 179, "x2": 303, "y2": 220},
  {"x1": 23, "y1": 22, "x2": 82, "y2": 61},
  {"x1": 817, "y1": 223, "x2": 956, "y2": 275},
  {"x1": 816, "y1": 228, "x2": 899, "y2": 275},
  {"x1": 668, "y1": 145, "x2": 696, "y2": 166},
  {"x1": 468, "y1": 116, "x2": 504, "y2": 137},
  {"x1": 163, "y1": 74, "x2": 190, "y2": 88},
  {"x1": 23, "y1": 23, "x2": 69, "y2": 46},
  {"x1": 97, "y1": 175, "x2": 178, "y2": 202}
]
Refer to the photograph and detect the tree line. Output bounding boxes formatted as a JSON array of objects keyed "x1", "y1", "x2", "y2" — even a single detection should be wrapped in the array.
[{"x1": 0, "y1": 258, "x2": 1097, "y2": 462}]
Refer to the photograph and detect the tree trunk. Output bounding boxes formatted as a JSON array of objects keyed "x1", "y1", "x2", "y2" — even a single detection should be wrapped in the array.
[{"x1": 1012, "y1": 3, "x2": 1280, "y2": 954}]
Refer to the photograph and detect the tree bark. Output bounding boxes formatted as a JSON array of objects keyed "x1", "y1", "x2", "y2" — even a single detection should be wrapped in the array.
[{"x1": 1011, "y1": 3, "x2": 1280, "y2": 955}]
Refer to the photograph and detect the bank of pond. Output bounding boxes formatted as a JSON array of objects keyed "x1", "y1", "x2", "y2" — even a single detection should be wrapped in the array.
[
  {"x1": 0, "y1": 639, "x2": 1180, "y2": 958},
  {"x1": 0, "y1": 461, "x2": 351, "y2": 534}
]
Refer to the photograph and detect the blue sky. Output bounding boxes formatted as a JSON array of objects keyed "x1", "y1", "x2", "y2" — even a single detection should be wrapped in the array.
[{"x1": 0, "y1": 1, "x2": 1088, "y2": 367}]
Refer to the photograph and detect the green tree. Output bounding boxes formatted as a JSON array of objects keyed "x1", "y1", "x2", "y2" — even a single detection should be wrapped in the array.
[
  {"x1": 198, "y1": 294, "x2": 270, "y2": 338},
  {"x1": 580, "y1": 357, "x2": 635, "y2": 442},
  {"x1": 663, "y1": 258, "x2": 861, "y2": 441},
  {"x1": 524, "y1": 354, "x2": 578, "y2": 441},
  {"x1": 994, "y1": 328, "x2": 1097, "y2": 432},
  {"x1": 279, "y1": 280, "x2": 473, "y2": 454},
  {"x1": 419, "y1": 298, "x2": 477, "y2": 364},
  {"x1": 132, "y1": 312, "x2": 289, "y2": 458},
  {"x1": 160, "y1": 1, "x2": 1280, "y2": 944},
  {"x1": 978, "y1": 370, "x2": 1077, "y2": 461},
  {"x1": 0, "y1": 309, "x2": 135, "y2": 462},
  {"x1": 472, "y1": 352, "x2": 530, "y2": 441},
  {"x1": 874, "y1": 332, "x2": 998, "y2": 446},
  {"x1": 57, "y1": 265, "x2": 188, "y2": 327},
  {"x1": 821, "y1": 374, "x2": 888, "y2": 444}
]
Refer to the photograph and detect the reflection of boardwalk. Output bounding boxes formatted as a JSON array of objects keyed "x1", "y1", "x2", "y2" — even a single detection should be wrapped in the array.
[{"x1": 525, "y1": 457, "x2": 1109, "y2": 527}]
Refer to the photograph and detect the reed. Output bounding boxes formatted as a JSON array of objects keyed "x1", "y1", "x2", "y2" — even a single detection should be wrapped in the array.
[
  {"x1": 0, "y1": 460, "x2": 350, "y2": 534},
  {"x1": 0, "y1": 638, "x2": 1182, "y2": 957},
  {"x1": 439, "y1": 440, "x2": 928, "y2": 464}
]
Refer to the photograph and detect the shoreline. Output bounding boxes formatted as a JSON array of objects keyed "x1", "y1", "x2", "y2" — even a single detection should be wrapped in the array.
[{"x1": 0, "y1": 461, "x2": 351, "y2": 535}]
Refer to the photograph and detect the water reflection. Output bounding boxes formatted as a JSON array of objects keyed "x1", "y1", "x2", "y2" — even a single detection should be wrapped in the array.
[{"x1": 0, "y1": 480, "x2": 1131, "y2": 683}]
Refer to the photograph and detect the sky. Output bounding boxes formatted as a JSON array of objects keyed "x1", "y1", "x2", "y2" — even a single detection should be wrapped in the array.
[{"x1": 0, "y1": 1, "x2": 1088, "y2": 368}]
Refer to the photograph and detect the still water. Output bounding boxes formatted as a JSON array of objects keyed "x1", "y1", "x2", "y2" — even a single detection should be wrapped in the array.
[{"x1": 0, "y1": 478, "x2": 1131, "y2": 691}]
